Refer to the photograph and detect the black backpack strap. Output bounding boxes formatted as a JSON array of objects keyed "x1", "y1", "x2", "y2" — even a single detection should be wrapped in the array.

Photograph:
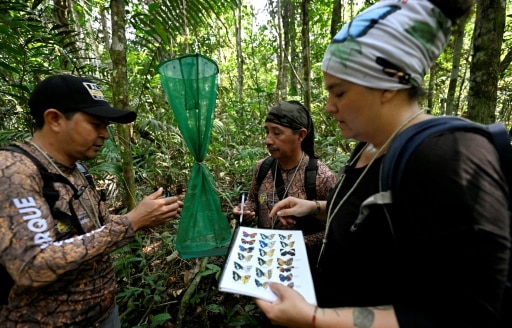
[
  {"x1": 489, "y1": 123, "x2": 512, "y2": 328},
  {"x1": 0, "y1": 265, "x2": 13, "y2": 305},
  {"x1": 256, "y1": 156, "x2": 275, "y2": 187},
  {"x1": 487, "y1": 122, "x2": 512, "y2": 209},
  {"x1": 77, "y1": 162, "x2": 95, "y2": 189},
  {"x1": 381, "y1": 116, "x2": 489, "y2": 198},
  {"x1": 3, "y1": 145, "x2": 85, "y2": 235},
  {"x1": 271, "y1": 161, "x2": 287, "y2": 200},
  {"x1": 384, "y1": 118, "x2": 512, "y2": 327},
  {"x1": 305, "y1": 158, "x2": 318, "y2": 200},
  {"x1": 76, "y1": 161, "x2": 105, "y2": 225},
  {"x1": 352, "y1": 117, "x2": 495, "y2": 233}
]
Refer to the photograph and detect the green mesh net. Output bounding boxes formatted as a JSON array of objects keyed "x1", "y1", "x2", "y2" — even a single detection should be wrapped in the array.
[{"x1": 157, "y1": 53, "x2": 232, "y2": 258}]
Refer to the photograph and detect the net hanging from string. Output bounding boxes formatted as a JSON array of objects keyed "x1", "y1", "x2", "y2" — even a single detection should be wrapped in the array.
[{"x1": 157, "y1": 53, "x2": 232, "y2": 259}]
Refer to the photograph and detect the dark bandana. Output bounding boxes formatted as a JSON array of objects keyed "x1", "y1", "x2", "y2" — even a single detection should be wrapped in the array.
[
  {"x1": 265, "y1": 100, "x2": 316, "y2": 158},
  {"x1": 266, "y1": 101, "x2": 309, "y2": 131}
]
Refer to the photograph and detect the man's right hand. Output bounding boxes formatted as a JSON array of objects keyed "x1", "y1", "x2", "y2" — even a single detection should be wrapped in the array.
[
  {"x1": 127, "y1": 187, "x2": 183, "y2": 231},
  {"x1": 233, "y1": 205, "x2": 256, "y2": 223}
]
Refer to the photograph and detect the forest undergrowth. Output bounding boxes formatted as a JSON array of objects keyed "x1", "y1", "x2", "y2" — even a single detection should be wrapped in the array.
[{"x1": 114, "y1": 193, "x2": 269, "y2": 328}]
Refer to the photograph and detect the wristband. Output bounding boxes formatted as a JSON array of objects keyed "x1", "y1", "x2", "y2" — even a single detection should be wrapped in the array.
[
  {"x1": 311, "y1": 305, "x2": 318, "y2": 328},
  {"x1": 313, "y1": 200, "x2": 321, "y2": 216}
]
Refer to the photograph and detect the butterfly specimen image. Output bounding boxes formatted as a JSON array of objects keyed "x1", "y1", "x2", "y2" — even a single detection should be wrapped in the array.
[
  {"x1": 237, "y1": 253, "x2": 253, "y2": 262},
  {"x1": 260, "y1": 233, "x2": 275, "y2": 240},
  {"x1": 279, "y1": 273, "x2": 293, "y2": 282},
  {"x1": 259, "y1": 240, "x2": 276, "y2": 248},
  {"x1": 219, "y1": 227, "x2": 316, "y2": 305},
  {"x1": 255, "y1": 279, "x2": 270, "y2": 289},
  {"x1": 280, "y1": 249, "x2": 296, "y2": 256},
  {"x1": 280, "y1": 241, "x2": 295, "y2": 248},
  {"x1": 256, "y1": 267, "x2": 272, "y2": 279},
  {"x1": 242, "y1": 231, "x2": 257, "y2": 238},
  {"x1": 279, "y1": 233, "x2": 293, "y2": 241},
  {"x1": 241, "y1": 238, "x2": 256, "y2": 245},
  {"x1": 258, "y1": 248, "x2": 275, "y2": 257},
  {"x1": 234, "y1": 261, "x2": 252, "y2": 273},
  {"x1": 277, "y1": 266, "x2": 294, "y2": 273},
  {"x1": 232, "y1": 271, "x2": 251, "y2": 284},
  {"x1": 239, "y1": 245, "x2": 254, "y2": 253},
  {"x1": 277, "y1": 257, "x2": 294, "y2": 266},
  {"x1": 257, "y1": 257, "x2": 273, "y2": 267}
]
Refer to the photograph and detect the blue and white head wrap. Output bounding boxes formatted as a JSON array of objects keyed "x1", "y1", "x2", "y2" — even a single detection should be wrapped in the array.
[{"x1": 322, "y1": 0, "x2": 452, "y2": 90}]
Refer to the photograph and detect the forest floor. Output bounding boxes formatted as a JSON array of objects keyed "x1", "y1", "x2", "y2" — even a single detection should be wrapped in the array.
[
  {"x1": 165, "y1": 255, "x2": 270, "y2": 327},
  {"x1": 116, "y1": 199, "x2": 273, "y2": 328}
]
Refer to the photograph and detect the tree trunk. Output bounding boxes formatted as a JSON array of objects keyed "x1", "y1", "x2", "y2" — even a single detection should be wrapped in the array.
[
  {"x1": 426, "y1": 63, "x2": 436, "y2": 114},
  {"x1": 467, "y1": 0, "x2": 506, "y2": 124},
  {"x1": 446, "y1": 15, "x2": 468, "y2": 116},
  {"x1": 279, "y1": 0, "x2": 291, "y2": 101},
  {"x1": 235, "y1": 4, "x2": 243, "y2": 101},
  {"x1": 110, "y1": 0, "x2": 136, "y2": 210},
  {"x1": 457, "y1": 51, "x2": 471, "y2": 117},
  {"x1": 289, "y1": 2, "x2": 299, "y2": 97},
  {"x1": 301, "y1": 0, "x2": 311, "y2": 109},
  {"x1": 330, "y1": 0, "x2": 342, "y2": 39},
  {"x1": 273, "y1": 0, "x2": 285, "y2": 101}
]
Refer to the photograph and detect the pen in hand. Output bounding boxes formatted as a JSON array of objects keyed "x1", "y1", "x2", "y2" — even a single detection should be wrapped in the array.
[{"x1": 239, "y1": 192, "x2": 247, "y2": 225}]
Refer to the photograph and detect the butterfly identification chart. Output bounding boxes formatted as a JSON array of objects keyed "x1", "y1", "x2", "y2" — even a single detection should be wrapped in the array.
[{"x1": 218, "y1": 226, "x2": 317, "y2": 305}]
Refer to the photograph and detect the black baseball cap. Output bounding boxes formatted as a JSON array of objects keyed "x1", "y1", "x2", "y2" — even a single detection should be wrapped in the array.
[{"x1": 28, "y1": 74, "x2": 137, "y2": 123}]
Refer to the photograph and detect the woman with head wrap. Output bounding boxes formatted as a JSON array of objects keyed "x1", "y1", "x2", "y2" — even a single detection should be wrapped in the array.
[
  {"x1": 233, "y1": 100, "x2": 337, "y2": 266},
  {"x1": 255, "y1": 1, "x2": 509, "y2": 327}
]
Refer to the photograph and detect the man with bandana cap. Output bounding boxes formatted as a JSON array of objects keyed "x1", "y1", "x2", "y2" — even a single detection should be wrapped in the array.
[
  {"x1": 0, "y1": 74, "x2": 183, "y2": 327},
  {"x1": 233, "y1": 100, "x2": 336, "y2": 268},
  {"x1": 255, "y1": 1, "x2": 509, "y2": 327}
]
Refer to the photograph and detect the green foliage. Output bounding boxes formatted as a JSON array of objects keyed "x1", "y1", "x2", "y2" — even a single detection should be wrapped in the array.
[
  {"x1": 0, "y1": 130, "x2": 31, "y2": 147},
  {"x1": 206, "y1": 301, "x2": 260, "y2": 327},
  {"x1": 114, "y1": 228, "x2": 182, "y2": 327}
]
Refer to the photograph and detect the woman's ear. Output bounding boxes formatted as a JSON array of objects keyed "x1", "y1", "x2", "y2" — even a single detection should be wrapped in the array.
[{"x1": 381, "y1": 89, "x2": 397, "y2": 103}]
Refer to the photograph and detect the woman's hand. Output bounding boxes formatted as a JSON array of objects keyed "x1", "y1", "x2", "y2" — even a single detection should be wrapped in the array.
[
  {"x1": 256, "y1": 282, "x2": 400, "y2": 328},
  {"x1": 254, "y1": 282, "x2": 314, "y2": 328},
  {"x1": 268, "y1": 197, "x2": 318, "y2": 227}
]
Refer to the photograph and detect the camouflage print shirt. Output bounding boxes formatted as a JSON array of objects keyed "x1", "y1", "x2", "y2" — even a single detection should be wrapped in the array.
[
  {"x1": 0, "y1": 142, "x2": 135, "y2": 327},
  {"x1": 244, "y1": 154, "x2": 337, "y2": 250}
]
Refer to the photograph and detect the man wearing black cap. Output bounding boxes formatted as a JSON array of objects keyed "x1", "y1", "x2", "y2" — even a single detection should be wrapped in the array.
[{"x1": 0, "y1": 74, "x2": 183, "y2": 327}]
